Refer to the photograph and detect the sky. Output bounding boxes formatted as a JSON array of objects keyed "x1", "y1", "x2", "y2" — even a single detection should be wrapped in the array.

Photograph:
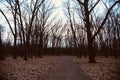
[
  {"x1": 50, "y1": 0, "x2": 66, "y2": 21},
  {"x1": 0, "y1": 0, "x2": 119, "y2": 42},
  {"x1": 0, "y1": 0, "x2": 65, "y2": 42},
  {"x1": 0, "y1": 0, "x2": 109, "y2": 28},
  {"x1": 0, "y1": 0, "x2": 64, "y2": 24}
]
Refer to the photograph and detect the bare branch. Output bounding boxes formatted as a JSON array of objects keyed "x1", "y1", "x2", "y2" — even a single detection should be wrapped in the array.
[
  {"x1": 89, "y1": 0, "x2": 100, "y2": 13},
  {"x1": 92, "y1": 1, "x2": 120, "y2": 39},
  {"x1": 0, "y1": 9, "x2": 15, "y2": 36},
  {"x1": 76, "y1": 0, "x2": 84, "y2": 5}
]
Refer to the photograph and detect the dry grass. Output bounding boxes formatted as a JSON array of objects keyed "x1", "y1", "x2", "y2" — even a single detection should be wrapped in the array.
[{"x1": 75, "y1": 56, "x2": 120, "y2": 80}]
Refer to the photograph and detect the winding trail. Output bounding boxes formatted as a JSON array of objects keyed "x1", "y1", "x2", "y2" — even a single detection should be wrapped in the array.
[{"x1": 40, "y1": 56, "x2": 92, "y2": 80}]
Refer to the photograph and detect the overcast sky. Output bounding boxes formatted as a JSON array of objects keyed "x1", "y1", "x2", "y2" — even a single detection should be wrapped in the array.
[
  {"x1": 0, "y1": 0, "x2": 65, "y2": 42},
  {"x1": 0, "y1": 0, "x2": 108, "y2": 28},
  {"x1": 0, "y1": 0, "x2": 119, "y2": 42},
  {"x1": 0, "y1": 0, "x2": 65, "y2": 26}
]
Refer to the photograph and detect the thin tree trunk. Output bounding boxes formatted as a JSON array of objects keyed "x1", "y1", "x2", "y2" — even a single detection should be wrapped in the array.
[
  {"x1": 0, "y1": 35, "x2": 5, "y2": 60},
  {"x1": 13, "y1": 37, "x2": 17, "y2": 59}
]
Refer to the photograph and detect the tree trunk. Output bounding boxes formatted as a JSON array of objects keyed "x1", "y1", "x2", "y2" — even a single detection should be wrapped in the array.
[
  {"x1": 88, "y1": 37, "x2": 96, "y2": 63},
  {"x1": 0, "y1": 31, "x2": 5, "y2": 60},
  {"x1": 84, "y1": 2, "x2": 96, "y2": 63},
  {"x1": 13, "y1": 37, "x2": 17, "y2": 59},
  {"x1": 23, "y1": 43, "x2": 28, "y2": 60}
]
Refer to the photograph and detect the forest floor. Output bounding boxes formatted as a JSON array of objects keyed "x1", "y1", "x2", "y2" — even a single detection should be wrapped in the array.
[
  {"x1": 75, "y1": 56, "x2": 120, "y2": 80},
  {"x1": 39, "y1": 56, "x2": 91, "y2": 80},
  {"x1": 0, "y1": 56, "x2": 120, "y2": 80}
]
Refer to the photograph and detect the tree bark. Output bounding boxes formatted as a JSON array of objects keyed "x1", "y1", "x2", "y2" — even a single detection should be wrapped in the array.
[
  {"x1": 0, "y1": 34, "x2": 5, "y2": 60},
  {"x1": 84, "y1": 1, "x2": 96, "y2": 63}
]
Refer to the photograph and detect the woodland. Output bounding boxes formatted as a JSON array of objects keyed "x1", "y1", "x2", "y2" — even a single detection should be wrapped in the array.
[{"x1": 0, "y1": 0, "x2": 120, "y2": 80}]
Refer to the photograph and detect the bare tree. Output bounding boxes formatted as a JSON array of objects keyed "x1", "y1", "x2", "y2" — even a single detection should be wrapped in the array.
[
  {"x1": 0, "y1": 0, "x2": 19, "y2": 59},
  {"x1": 64, "y1": 0, "x2": 80, "y2": 57},
  {"x1": 75, "y1": 0, "x2": 120, "y2": 63}
]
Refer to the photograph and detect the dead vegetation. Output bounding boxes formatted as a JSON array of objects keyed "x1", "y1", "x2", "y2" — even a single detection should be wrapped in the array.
[
  {"x1": 0, "y1": 56, "x2": 120, "y2": 80},
  {"x1": 75, "y1": 56, "x2": 120, "y2": 80},
  {"x1": 0, "y1": 56, "x2": 55, "y2": 80}
]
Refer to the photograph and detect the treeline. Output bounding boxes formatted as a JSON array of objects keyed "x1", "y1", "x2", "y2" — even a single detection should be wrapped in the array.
[
  {"x1": 1, "y1": 37, "x2": 120, "y2": 58},
  {"x1": 0, "y1": 0, "x2": 120, "y2": 63}
]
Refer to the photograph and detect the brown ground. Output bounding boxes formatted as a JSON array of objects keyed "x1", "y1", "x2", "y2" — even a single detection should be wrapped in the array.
[
  {"x1": 75, "y1": 56, "x2": 120, "y2": 80},
  {"x1": 0, "y1": 56, "x2": 91, "y2": 80},
  {"x1": 39, "y1": 56, "x2": 92, "y2": 80},
  {"x1": 0, "y1": 56, "x2": 119, "y2": 80}
]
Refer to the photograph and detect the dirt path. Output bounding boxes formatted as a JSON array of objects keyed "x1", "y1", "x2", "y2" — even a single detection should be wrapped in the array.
[{"x1": 39, "y1": 56, "x2": 92, "y2": 80}]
